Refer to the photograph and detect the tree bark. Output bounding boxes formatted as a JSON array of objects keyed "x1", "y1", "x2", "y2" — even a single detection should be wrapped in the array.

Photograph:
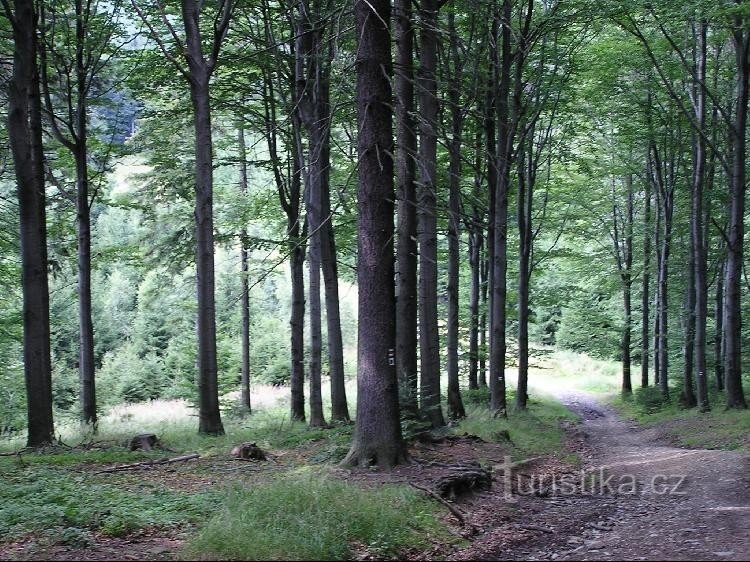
[
  {"x1": 417, "y1": 0, "x2": 445, "y2": 428},
  {"x1": 516, "y1": 141, "x2": 532, "y2": 409},
  {"x1": 394, "y1": 0, "x2": 419, "y2": 418},
  {"x1": 724, "y1": 17, "x2": 749, "y2": 409},
  {"x1": 446, "y1": 8, "x2": 465, "y2": 421},
  {"x1": 714, "y1": 254, "x2": 725, "y2": 391},
  {"x1": 343, "y1": 0, "x2": 407, "y2": 468},
  {"x1": 238, "y1": 124, "x2": 251, "y2": 413},
  {"x1": 182, "y1": 0, "x2": 225, "y2": 435},
  {"x1": 682, "y1": 245, "x2": 697, "y2": 408},
  {"x1": 641, "y1": 168, "x2": 651, "y2": 388},
  {"x1": 7, "y1": 0, "x2": 55, "y2": 447}
]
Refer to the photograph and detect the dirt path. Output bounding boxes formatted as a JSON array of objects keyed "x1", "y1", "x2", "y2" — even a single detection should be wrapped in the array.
[{"x1": 488, "y1": 391, "x2": 750, "y2": 561}]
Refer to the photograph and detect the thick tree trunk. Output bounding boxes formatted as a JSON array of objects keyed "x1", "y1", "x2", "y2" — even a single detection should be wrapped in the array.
[
  {"x1": 289, "y1": 222, "x2": 306, "y2": 422},
  {"x1": 417, "y1": 0, "x2": 445, "y2": 428},
  {"x1": 238, "y1": 124, "x2": 251, "y2": 413},
  {"x1": 724, "y1": 23, "x2": 749, "y2": 409},
  {"x1": 8, "y1": 0, "x2": 55, "y2": 447},
  {"x1": 343, "y1": 0, "x2": 407, "y2": 468},
  {"x1": 307, "y1": 224, "x2": 325, "y2": 427},
  {"x1": 394, "y1": 0, "x2": 419, "y2": 418}
]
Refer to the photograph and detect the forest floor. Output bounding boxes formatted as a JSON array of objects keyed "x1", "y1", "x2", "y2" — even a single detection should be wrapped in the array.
[{"x1": 1, "y1": 358, "x2": 749, "y2": 561}]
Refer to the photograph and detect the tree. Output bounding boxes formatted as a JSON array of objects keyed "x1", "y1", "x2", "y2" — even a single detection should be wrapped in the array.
[
  {"x1": 3, "y1": 0, "x2": 55, "y2": 447},
  {"x1": 342, "y1": 0, "x2": 407, "y2": 468},
  {"x1": 131, "y1": 0, "x2": 235, "y2": 434}
]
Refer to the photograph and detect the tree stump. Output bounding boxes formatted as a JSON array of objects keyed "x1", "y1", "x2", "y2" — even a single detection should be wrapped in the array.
[
  {"x1": 434, "y1": 464, "x2": 492, "y2": 499},
  {"x1": 231, "y1": 442, "x2": 267, "y2": 461},
  {"x1": 129, "y1": 433, "x2": 158, "y2": 451}
]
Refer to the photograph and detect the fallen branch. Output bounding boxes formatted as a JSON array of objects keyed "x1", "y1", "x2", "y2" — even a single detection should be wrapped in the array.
[
  {"x1": 96, "y1": 453, "x2": 200, "y2": 474},
  {"x1": 410, "y1": 482, "x2": 470, "y2": 527}
]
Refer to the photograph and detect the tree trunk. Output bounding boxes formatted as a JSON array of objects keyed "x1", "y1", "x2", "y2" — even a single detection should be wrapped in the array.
[
  {"x1": 691, "y1": 20, "x2": 710, "y2": 412},
  {"x1": 394, "y1": 0, "x2": 419, "y2": 418},
  {"x1": 641, "y1": 171, "x2": 651, "y2": 388},
  {"x1": 417, "y1": 0, "x2": 445, "y2": 428},
  {"x1": 468, "y1": 225, "x2": 481, "y2": 391},
  {"x1": 622, "y1": 176, "x2": 634, "y2": 396},
  {"x1": 724, "y1": 22, "x2": 749, "y2": 409},
  {"x1": 516, "y1": 144, "x2": 532, "y2": 410},
  {"x1": 714, "y1": 254, "x2": 725, "y2": 391},
  {"x1": 489, "y1": 0, "x2": 512, "y2": 416},
  {"x1": 653, "y1": 182, "x2": 662, "y2": 388},
  {"x1": 446, "y1": 8, "x2": 465, "y2": 421},
  {"x1": 657, "y1": 197, "x2": 671, "y2": 401},
  {"x1": 682, "y1": 248, "x2": 697, "y2": 408},
  {"x1": 8, "y1": 0, "x2": 55, "y2": 447},
  {"x1": 238, "y1": 124, "x2": 251, "y2": 413},
  {"x1": 343, "y1": 0, "x2": 407, "y2": 468},
  {"x1": 479, "y1": 252, "x2": 488, "y2": 388}
]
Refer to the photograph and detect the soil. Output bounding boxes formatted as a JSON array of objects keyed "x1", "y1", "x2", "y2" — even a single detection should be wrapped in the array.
[{"x1": 2, "y1": 391, "x2": 748, "y2": 561}]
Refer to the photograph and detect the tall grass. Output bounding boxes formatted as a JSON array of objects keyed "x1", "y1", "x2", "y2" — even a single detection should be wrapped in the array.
[{"x1": 182, "y1": 472, "x2": 446, "y2": 561}]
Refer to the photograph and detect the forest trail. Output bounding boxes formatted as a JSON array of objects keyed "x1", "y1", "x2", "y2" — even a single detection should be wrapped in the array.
[{"x1": 495, "y1": 389, "x2": 750, "y2": 561}]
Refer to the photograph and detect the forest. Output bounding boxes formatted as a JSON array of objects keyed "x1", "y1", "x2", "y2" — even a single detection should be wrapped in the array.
[{"x1": 1, "y1": 0, "x2": 750, "y2": 560}]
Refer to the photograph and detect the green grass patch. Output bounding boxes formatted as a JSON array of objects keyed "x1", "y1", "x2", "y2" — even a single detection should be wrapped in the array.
[
  {"x1": 613, "y1": 388, "x2": 750, "y2": 451},
  {"x1": 183, "y1": 472, "x2": 447, "y2": 561},
  {"x1": 0, "y1": 464, "x2": 218, "y2": 541},
  {"x1": 456, "y1": 394, "x2": 578, "y2": 460}
]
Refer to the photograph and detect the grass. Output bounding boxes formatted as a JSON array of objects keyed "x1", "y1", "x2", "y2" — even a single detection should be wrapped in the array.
[
  {"x1": 457, "y1": 388, "x2": 579, "y2": 461},
  {"x1": 182, "y1": 471, "x2": 447, "y2": 561},
  {"x1": 0, "y1": 462, "x2": 218, "y2": 542}
]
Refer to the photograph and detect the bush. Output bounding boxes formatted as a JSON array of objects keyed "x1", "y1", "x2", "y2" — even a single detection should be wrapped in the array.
[{"x1": 633, "y1": 385, "x2": 667, "y2": 415}]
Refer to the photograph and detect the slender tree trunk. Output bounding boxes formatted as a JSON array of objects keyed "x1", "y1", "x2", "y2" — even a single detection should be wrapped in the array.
[
  {"x1": 417, "y1": 0, "x2": 445, "y2": 428},
  {"x1": 516, "y1": 145, "x2": 532, "y2": 410},
  {"x1": 343, "y1": 0, "x2": 407, "y2": 467},
  {"x1": 714, "y1": 254, "x2": 725, "y2": 391},
  {"x1": 682, "y1": 246, "x2": 697, "y2": 408},
  {"x1": 446, "y1": 8, "x2": 465, "y2": 420},
  {"x1": 622, "y1": 176, "x2": 634, "y2": 396},
  {"x1": 653, "y1": 183, "x2": 662, "y2": 388},
  {"x1": 289, "y1": 218, "x2": 306, "y2": 422},
  {"x1": 307, "y1": 222, "x2": 325, "y2": 427},
  {"x1": 657, "y1": 196, "x2": 672, "y2": 401},
  {"x1": 73, "y1": 0, "x2": 96, "y2": 426},
  {"x1": 394, "y1": 0, "x2": 419, "y2": 418},
  {"x1": 489, "y1": 0, "x2": 512, "y2": 416},
  {"x1": 691, "y1": 20, "x2": 710, "y2": 411},
  {"x1": 724, "y1": 21, "x2": 749, "y2": 409},
  {"x1": 468, "y1": 226, "x2": 481, "y2": 391},
  {"x1": 321, "y1": 190, "x2": 350, "y2": 422},
  {"x1": 485, "y1": 14, "x2": 498, "y2": 344},
  {"x1": 641, "y1": 172, "x2": 651, "y2": 388},
  {"x1": 479, "y1": 252, "x2": 488, "y2": 388},
  {"x1": 238, "y1": 124, "x2": 251, "y2": 413},
  {"x1": 8, "y1": 0, "x2": 55, "y2": 447}
]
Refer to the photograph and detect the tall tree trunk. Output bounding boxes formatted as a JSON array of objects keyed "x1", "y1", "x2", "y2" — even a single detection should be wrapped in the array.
[
  {"x1": 7, "y1": 0, "x2": 55, "y2": 447},
  {"x1": 641, "y1": 170, "x2": 651, "y2": 388},
  {"x1": 657, "y1": 194, "x2": 672, "y2": 401},
  {"x1": 479, "y1": 251, "x2": 488, "y2": 388},
  {"x1": 691, "y1": 19, "x2": 710, "y2": 412},
  {"x1": 714, "y1": 254, "x2": 725, "y2": 391},
  {"x1": 516, "y1": 142, "x2": 532, "y2": 410},
  {"x1": 321, "y1": 190, "x2": 350, "y2": 422},
  {"x1": 417, "y1": 0, "x2": 445, "y2": 428},
  {"x1": 343, "y1": 0, "x2": 407, "y2": 467},
  {"x1": 394, "y1": 0, "x2": 419, "y2": 418},
  {"x1": 307, "y1": 222, "x2": 325, "y2": 427},
  {"x1": 468, "y1": 225, "x2": 482, "y2": 391},
  {"x1": 653, "y1": 181, "x2": 662, "y2": 388},
  {"x1": 238, "y1": 124, "x2": 251, "y2": 413},
  {"x1": 187, "y1": 71, "x2": 224, "y2": 436},
  {"x1": 74, "y1": 0, "x2": 96, "y2": 426},
  {"x1": 682, "y1": 246, "x2": 697, "y2": 407},
  {"x1": 622, "y1": 175, "x2": 634, "y2": 396},
  {"x1": 446, "y1": 8, "x2": 465, "y2": 420},
  {"x1": 489, "y1": 0, "x2": 512, "y2": 416},
  {"x1": 724, "y1": 20, "x2": 749, "y2": 409}
]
